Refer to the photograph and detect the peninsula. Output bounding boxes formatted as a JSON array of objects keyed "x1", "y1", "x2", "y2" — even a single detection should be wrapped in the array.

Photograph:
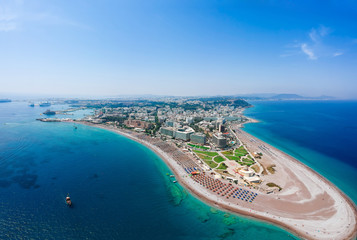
[{"x1": 44, "y1": 97, "x2": 357, "y2": 240}]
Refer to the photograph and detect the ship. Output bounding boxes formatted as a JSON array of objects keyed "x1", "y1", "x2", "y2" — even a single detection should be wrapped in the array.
[
  {"x1": 66, "y1": 194, "x2": 72, "y2": 207},
  {"x1": 39, "y1": 102, "x2": 51, "y2": 107},
  {"x1": 0, "y1": 99, "x2": 11, "y2": 103},
  {"x1": 43, "y1": 109, "x2": 56, "y2": 115}
]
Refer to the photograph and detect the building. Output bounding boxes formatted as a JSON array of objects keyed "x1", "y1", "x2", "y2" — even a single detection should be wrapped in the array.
[
  {"x1": 186, "y1": 117, "x2": 194, "y2": 124},
  {"x1": 166, "y1": 121, "x2": 174, "y2": 127},
  {"x1": 239, "y1": 167, "x2": 261, "y2": 184},
  {"x1": 218, "y1": 124, "x2": 225, "y2": 133},
  {"x1": 160, "y1": 127, "x2": 175, "y2": 137},
  {"x1": 190, "y1": 133, "x2": 206, "y2": 145},
  {"x1": 124, "y1": 120, "x2": 153, "y2": 129},
  {"x1": 175, "y1": 127, "x2": 194, "y2": 141},
  {"x1": 212, "y1": 133, "x2": 227, "y2": 148},
  {"x1": 239, "y1": 167, "x2": 254, "y2": 178}
]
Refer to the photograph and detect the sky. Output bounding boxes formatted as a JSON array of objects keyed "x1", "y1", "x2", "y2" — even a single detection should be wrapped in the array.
[{"x1": 1, "y1": 0, "x2": 357, "y2": 98}]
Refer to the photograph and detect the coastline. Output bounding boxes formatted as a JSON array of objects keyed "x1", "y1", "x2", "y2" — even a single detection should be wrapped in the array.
[{"x1": 77, "y1": 121, "x2": 357, "y2": 240}]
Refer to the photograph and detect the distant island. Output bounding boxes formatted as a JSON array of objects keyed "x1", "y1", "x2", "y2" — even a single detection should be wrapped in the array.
[{"x1": 232, "y1": 93, "x2": 335, "y2": 101}]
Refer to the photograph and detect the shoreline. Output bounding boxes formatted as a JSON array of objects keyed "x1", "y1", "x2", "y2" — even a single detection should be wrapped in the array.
[{"x1": 77, "y1": 121, "x2": 357, "y2": 240}]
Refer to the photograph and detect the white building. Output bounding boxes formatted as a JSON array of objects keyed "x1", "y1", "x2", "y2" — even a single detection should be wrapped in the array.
[{"x1": 239, "y1": 167, "x2": 261, "y2": 184}]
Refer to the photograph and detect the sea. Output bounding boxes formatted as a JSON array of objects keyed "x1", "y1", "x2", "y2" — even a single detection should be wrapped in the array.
[
  {"x1": 0, "y1": 100, "x2": 355, "y2": 240},
  {"x1": 244, "y1": 100, "x2": 357, "y2": 205}
]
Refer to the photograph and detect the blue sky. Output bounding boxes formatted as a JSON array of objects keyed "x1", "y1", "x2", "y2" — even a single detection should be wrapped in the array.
[{"x1": 1, "y1": 0, "x2": 357, "y2": 98}]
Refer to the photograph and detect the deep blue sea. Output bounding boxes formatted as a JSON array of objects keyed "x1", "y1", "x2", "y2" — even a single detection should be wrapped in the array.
[
  {"x1": 244, "y1": 100, "x2": 357, "y2": 204},
  {"x1": 0, "y1": 102, "x2": 298, "y2": 240}
]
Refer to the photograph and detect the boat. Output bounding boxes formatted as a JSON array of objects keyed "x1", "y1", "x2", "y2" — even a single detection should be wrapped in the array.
[
  {"x1": 66, "y1": 194, "x2": 72, "y2": 206},
  {"x1": 173, "y1": 180, "x2": 177, "y2": 183},
  {"x1": 0, "y1": 99, "x2": 11, "y2": 103},
  {"x1": 28, "y1": 102, "x2": 35, "y2": 107},
  {"x1": 39, "y1": 102, "x2": 51, "y2": 107}
]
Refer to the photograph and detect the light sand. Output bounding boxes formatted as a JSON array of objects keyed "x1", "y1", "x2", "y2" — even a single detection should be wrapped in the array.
[{"x1": 79, "y1": 121, "x2": 357, "y2": 240}]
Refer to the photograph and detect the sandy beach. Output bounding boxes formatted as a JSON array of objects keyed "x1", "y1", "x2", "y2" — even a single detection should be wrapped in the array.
[{"x1": 79, "y1": 121, "x2": 357, "y2": 240}]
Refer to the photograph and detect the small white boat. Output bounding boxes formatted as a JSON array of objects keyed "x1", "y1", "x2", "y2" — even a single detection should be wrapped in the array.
[{"x1": 66, "y1": 194, "x2": 72, "y2": 207}]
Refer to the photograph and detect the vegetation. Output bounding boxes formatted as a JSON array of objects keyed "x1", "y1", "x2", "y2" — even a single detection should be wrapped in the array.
[
  {"x1": 222, "y1": 147, "x2": 250, "y2": 164},
  {"x1": 118, "y1": 124, "x2": 134, "y2": 130},
  {"x1": 194, "y1": 150, "x2": 225, "y2": 169},
  {"x1": 234, "y1": 146, "x2": 248, "y2": 156},
  {"x1": 214, "y1": 156, "x2": 225, "y2": 163},
  {"x1": 193, "y1": 117, "x2": 203, "y2": 124},
  {"x1": 267, "y1": 164, "x2": 276, "y2": 174},
  {"x1": 222, "y1": 150, "x2": 233, "y2": 156},
  {"x1": 204, "y1": 160, "x2": 218, "y2": 168},
  {"x1": 197, "y1": 97, "x2": 251, "y2": 108},
  {"x1": 153, "y1": 112, "x2": 161, "y2": 134},
  {"x1": 266, "y1": 182, "x2": 282, "y2": 191},
  {"x1": 251, "y1": 165, "x2": 260, "y2": 173},
  {"x1": 190, "y1": 124, "x2": 204, "y2": 133},
  {"x1": 226, "y1": 155, "x2": 240, "y2": 161},
  {"x1": 241, "y1": 159, "x2": 255, "y2": 166},
  {"x1": 188, "y1": 143, "x2": 209, "y2": 150},
  {"x1": 193, "y1": 150, "x2": 218, "y2": 157},
  {"x1": 217, "y1": 163, "x2": 228, "y2": 170},
  {"x1": 196, "y1": 153, "x2": 212, "y2": 161}
]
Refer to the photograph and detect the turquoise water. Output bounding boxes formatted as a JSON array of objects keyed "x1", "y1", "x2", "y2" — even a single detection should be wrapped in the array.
[
  {"x1": 0, "y1": 102, "x2": 298, "y2": 239},
  {"x1": 244, "y1": 100, "x2": 357, "y2": 204}
]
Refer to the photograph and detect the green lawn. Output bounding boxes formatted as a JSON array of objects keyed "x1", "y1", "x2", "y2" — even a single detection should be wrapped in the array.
[
  {"x1": 234, "y1": 146, "x2": 248, "y2": 156},
  {"x1": 196, "y1": 153, "x2": 213, "y2": 161},
  {"x1": 204, "y1": 160, "x2": 218, "y2": 168},
  {"x1": 226, "y1": 155, "x2": 240, "y2": 161},
  {"x1": 188, "y1": 143, "x2": 209, "y2": 150},
  {"x1": 193, "y1": 150, "x2": 218, "y2": 157},
  {"x1": 241, "y1": 159, "x2": 255, "y2": 166},
  {"x1": 214, "y1": 156, "x2": 225, "y2": 163},
  {"x1": 222, "y1": 150, "x2": 234, "y2": 155},
  {"x1": 217, "y1": 163, "x2": 228, "y2": 170},
  {"x1": 235, "y1": 152, "x2": 246, "y2": 157}
]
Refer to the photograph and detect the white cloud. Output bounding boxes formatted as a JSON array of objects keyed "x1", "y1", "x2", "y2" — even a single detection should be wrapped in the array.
[
  {"x1": 301, "y1": 43, "x2": 317, "y2": 60},
  {"x1": 283, "y1": 25, "x2": 343, "y2": 60},
  {"x1": 0, "y1": 4, "x2": 18, "y2": 31},
  {"x1": 333, "y1": 52, "x2": 343, "y2": 57},
  {"x1": 308, "y1": 25, "x2": 331, "y2": 43},
  {"x1": 309, "y1": 29, "x2": 319, "y2": 43}
]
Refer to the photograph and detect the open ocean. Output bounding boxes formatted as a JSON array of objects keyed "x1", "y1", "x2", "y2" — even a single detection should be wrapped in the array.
[
  {"x1": 244, "y1": 100, "x2": 357, "y2": 205},
  {"x1": 1, "y1": 100, "x2": 356, "y2": 239}
]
